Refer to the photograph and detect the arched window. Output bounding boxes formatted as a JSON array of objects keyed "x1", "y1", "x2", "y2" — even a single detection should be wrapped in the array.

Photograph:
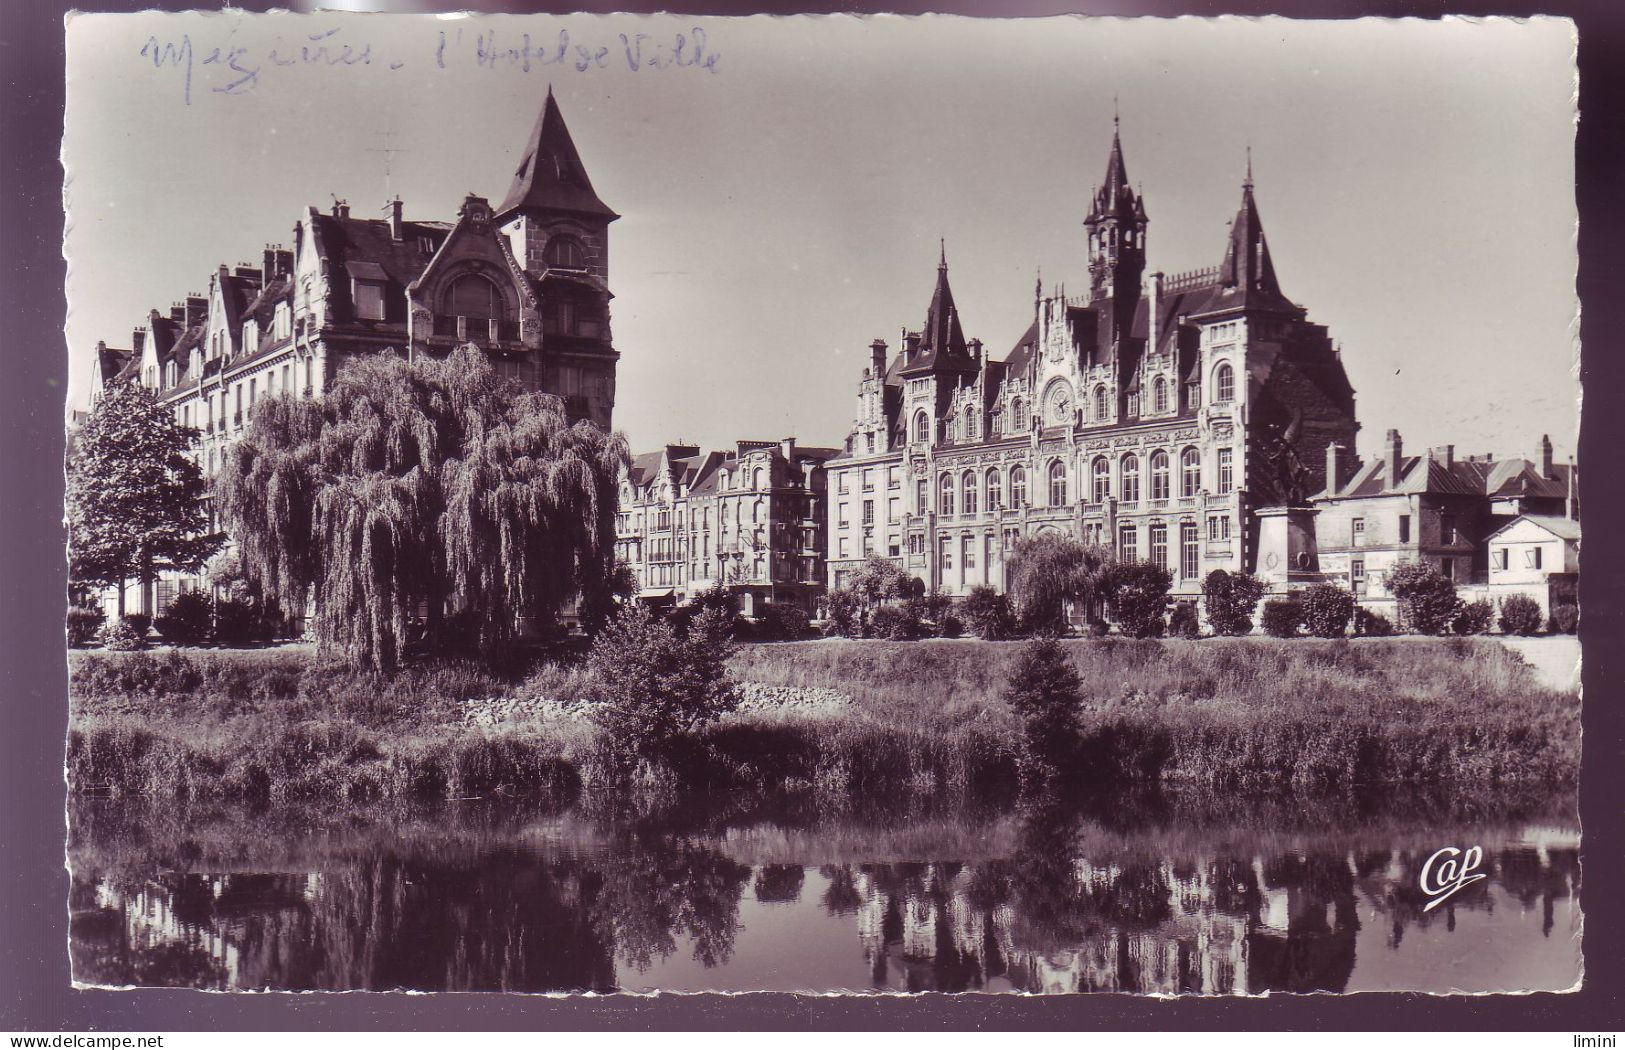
[
  {"x1": 1092, "y1": 456, "x2": 1111, "y2": 504},
  {"x1": 446, "y1": 273, "x2": 504, "y2": 319},
  {"x1": 1094, "y1": 385, "x2": 1109, "y2": 421},
  {"x1": 986, "y1": 468, "x2": 1003, "y2": 511},
  {"x1": 1121, "y1": 453, "x2": 1140, "y2": 504},
  {"x1": 753, "y1": 467, "x2": 765, "y2": 490},
  {"x1": 1215, "y1": 362, "x2": 1235, "y2": 403},
  {"x1": 1153, "y1": 377, "x2": 1168, "y2": 414},
  {"x1": 545, "y1": 235, "x2": 587, "y2": 270},
  {"x1": 914, "y1": 411, "x2": 931, "y2": 445},
  {"x1": 939, "y1": 474, "x2": 955, "y2": 517},
  {"x1": 1181, "y1": 447, "x2": 1202, "y2": 497},
  {"x1": 1010, "y1": 466, "x2": 1027, "y2": 508},
  {"x1": 1150, "y1": 450, "x2": 1170, "y2": 501},
  {"x1": 1048, "y1": 460, "x2": 1068, "y2": 507},
  {"x1": 1011, "y1": 398, "x2": 1026, "y2": 429},
  {"x1": 964, "y1": 406, "x2": 977, "y2": 442},
  {"x1": 962, "y1": 471, "x2": 979, "y2": 516}
]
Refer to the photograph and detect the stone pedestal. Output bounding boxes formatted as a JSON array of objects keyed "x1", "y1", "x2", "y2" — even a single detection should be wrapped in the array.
[{"x1": 1255, "y1": 504, "x2": 1318, "y2": 589}]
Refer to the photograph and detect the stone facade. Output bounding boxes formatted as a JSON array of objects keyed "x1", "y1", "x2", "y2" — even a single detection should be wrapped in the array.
[
  {"x1": 826, "y1": 124, "x2": 1359, "y2": 601},
  {"x1": 616, "y1": 439, "x2": 837, "y2": 616}
]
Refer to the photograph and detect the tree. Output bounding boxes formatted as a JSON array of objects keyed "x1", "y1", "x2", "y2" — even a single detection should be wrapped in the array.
[
  {"x1": 1007, "y1": 534, "x2": 1113, "y2": 636},
  {"x1": 848, "y1": 556, "x2": 913, "y2": 609},
  {"x1": 214, "y1": 346, "x2": 628, "y2": 672},
  {"x1": 588, "y1": 604, "x2": 738, "y2": 757},
  {"x1": 1202, "y1": 570, "x2": 1267, "y2": 636},
  {"x1": 1385, "y1": 561, "x2": 1461, "y2": 635},
  {"x1": 825, "y1": 589, "x2": 862, "y2": 637},
  {"x1": 1299, "y1": 583, "x2": 1354, "y2": 638},
  {"x1": 1102, "y1": 561, "x2": 1173, "y2": 639},
  {"x1": 1004, "y1": 637, "x2": 1083, "y2": 780},
  {"x1": 67, "y1": 380, "x2": 221, "y2": 614}
]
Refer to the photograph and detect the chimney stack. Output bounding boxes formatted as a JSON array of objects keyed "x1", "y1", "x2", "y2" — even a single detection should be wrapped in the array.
[
  {"x1": 170, "y1": 301, "x2": 185, "y2": 325},
  {"x1": 780, "y1": 437, "x2": 796, "y2": 462},
  {"x1": 1430, "y1": 444, "x2": 1454, "y2": 469},
  {"x1": 1324, "y1": 443, "x2": 1344, "y2": 494},
  {"x1": 1539, "y1": 434, "x2": 1554, "y2": 478},
  {"x1": 1384, "y1": 429, "x2": 1403, "y2": 490},
  {"x1": 331, "y1": 198, "x2": 349, "y2": 219},
  {"x1": 132, "y1": 328, "x2": 145, "y2": 357},
  {"x1": 388, "y1": 197, "x2": 403, "y2": 242},
  {"x1": 870, "y1": 339, "x2": 887, "y2": 377},
  {"x1": 185, "y1": 294, "x2": 207, "y2": 330},
  {"x1": 969, "y1": 338, "x2": 983, "y2": 367}
]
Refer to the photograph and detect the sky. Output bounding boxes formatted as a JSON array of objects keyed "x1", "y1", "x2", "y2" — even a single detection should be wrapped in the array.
[{"x1": 63, "y1": 11, "x2": 1579, "y2": 464}]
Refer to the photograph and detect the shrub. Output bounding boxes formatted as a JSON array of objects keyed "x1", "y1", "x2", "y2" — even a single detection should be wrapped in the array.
[
  {"x1": 1550, "y1": 602, "x2": 1579, "y2": 634},
  {"x1": 1299, "y1": 584, "x2": 1354, "y2": 638},
  {"x1": 1008, "y1": 534, "x2": 1113, "y2": 637},
  {"x1": 755, "y1": 603, "x2": 811, "y2": 642},
  {"x1": 588, "y1": 605, "x2": 738, "y2": 757},
  {"x1": 1003, "y1": 637, "x2": 1082, "y2": 778},
  {"x1": 1085, "y1": 618, "x2": 1110, "y2": 639},
  {"x1": 1203, "y1": 570, "x2": 1266, "y2": 636},
  {"x1": 1352, "y1": 607, "x2": 1394, "y2": 637},
  {"x1": 869, "y1": 604, "x2": 920, "y2": 641},
  {"x1": 825, "y1": 589, "x2": 862, "y2": 638},
  {"x1": 1105, "y1": 561, "x2": 1172, "y2": 639},
  {"x1": 98, "y1": 617, "x2": 148, "y2": 651},
  {"x1": 1452, "y1": 599, "x2": 1494, "y2": 636},
  {"x1": 212, "y1": 596, "x2": 268, "y2": 645},
  {"x1": 155, "y1": 591, "x2": 213, "y2": 646},
  {"x1": 1386, "y1": 561, "x2": 1461, "y2": 635},
  {"x1": 1260, "y1": 599, "x2": 1303, "y2": 639},
  {"x1": 961, "y1": 586, "x2": 1017, "y2": 640},
  {"x1": 123, "y1": 613, "x2": 152, "y2": 638},
  {"x1": 940, "y1": 615, "x2": 964, "y2": 639},
  {"x1": 849, "y1": 557, "x2": 913, "y2": 607},
  {"x1": 67, "y1": 605, "x2": 105, "y2": 648},
  {"x1": 1499, "y1": 594, "x2": 1544, "y2": 637},
  {"x1": 1168, "y1": 602, "x2": 1200, "y2": 639}
]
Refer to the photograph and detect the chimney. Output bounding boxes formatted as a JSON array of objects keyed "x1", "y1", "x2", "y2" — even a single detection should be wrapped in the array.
[
  {"x1": 387, "y1": 197, "x2": 403, "y2": 241},
  {"x1": 331, "y1": 198, "x2": 349, "y2": 219},
  {"x1": 1384, "y1": 429, "x2": 1403, "y2": 490},
  {"x1": 870, "y1": 339, "x2": 887, "y2": 377},
  {"x1": 1324, "y1": 442, "x2": 1344, "y2": 494},
  {"x1": 904, "y1": 330, "x2": 920, "y2": 356},
  {"x1": 1149, "y1": 271, "x2": 1164, "y2": 357},
  {"x1": 170, "y1": 301, "x2": 184, "y2": 324},
  {"x1": 1430, "y1": 444, "x2": 1454, "y2": 470},
  {"x1": 185, "y1": 294, "x2": 207, "y2": 330},
  {"x1": 1539, "y1": 434, "x2": 1554, "y2": 478},
  {"x1": 969, "y1": 338, "x2": 983, "y2": 367},
  {"x1": 132, "y1": 328, "x2": 145, "y2": 357},
  {"x1": 780, "y1": 437, "x2": 796, "y2": 462}
]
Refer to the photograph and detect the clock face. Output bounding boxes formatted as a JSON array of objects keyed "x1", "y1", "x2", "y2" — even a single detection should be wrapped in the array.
[{"x1": 1046, "y1": 383, "x2": 1075, "y2": 426}]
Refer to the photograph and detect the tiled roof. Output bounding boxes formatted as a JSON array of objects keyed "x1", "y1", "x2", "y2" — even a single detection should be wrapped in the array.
[
  {"x1": 310, "y1": 214, "x2": 446, "y2": 326},
  {"x1": 1323, "y1": 452, "x2": 1575, "y2": 502},
  {"x1": 900, "y1": 251, "x2": 977, "y2": 376}
]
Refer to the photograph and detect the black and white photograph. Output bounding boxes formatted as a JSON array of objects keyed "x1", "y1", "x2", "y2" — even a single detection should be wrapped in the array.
[{"x1": 57, "y1": 9, "x2": 1582, "y2": 998}]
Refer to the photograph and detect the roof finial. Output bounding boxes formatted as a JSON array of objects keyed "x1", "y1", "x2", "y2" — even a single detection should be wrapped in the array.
[
  {"x1": 1113, "y1": 93, "x2": 1120, "y2": 129},
  {"x1": 939, "y1": 237, "x2": 947, "y2": 270},
  {"x1": 546, "y1": 82, "x2": 554, "y2": 100},
  {"x1": 1244, "y1": 143, "x2": 1254, "y2": 190}
]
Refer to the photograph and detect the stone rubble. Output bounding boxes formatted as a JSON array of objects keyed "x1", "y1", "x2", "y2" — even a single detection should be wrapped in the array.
[{"x1": 459, "y1": 681, "x2": 853, "y2": 728}]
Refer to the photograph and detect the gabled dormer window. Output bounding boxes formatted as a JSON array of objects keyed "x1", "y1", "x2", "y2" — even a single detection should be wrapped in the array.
[
  {"x1": 242, "y1": 320, "x2": 259, "y2": 352},
  {"x1": 274, "y1": 302, "x2": 291, "y2": 340}
]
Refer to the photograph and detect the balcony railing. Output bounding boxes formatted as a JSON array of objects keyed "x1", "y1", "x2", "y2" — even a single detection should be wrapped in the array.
[{"x1": 431, "y1": 315, "x2": 523, "y2": 342}]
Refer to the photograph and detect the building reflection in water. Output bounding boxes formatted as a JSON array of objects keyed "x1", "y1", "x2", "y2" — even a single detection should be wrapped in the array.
[{"x1": 69, "y1": 804, "x2": 1581, "y2": 994}]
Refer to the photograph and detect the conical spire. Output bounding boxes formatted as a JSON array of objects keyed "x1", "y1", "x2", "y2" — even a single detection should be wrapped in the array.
[
  {"x1": 1218, "y1": 160, "x2": 1287, "y2": 307},
  {"x1": 495, "y1": 90, "x2": 618, "y2": 223},
  {"x1": 922, "y1": 242, "x2": 968, "y2": 359}
]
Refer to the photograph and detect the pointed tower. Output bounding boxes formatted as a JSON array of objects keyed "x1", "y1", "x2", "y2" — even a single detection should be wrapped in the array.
[
  {"x1": 899, "y1": 244, "x2": 978, "y2": 447},
  {"x1": 1216, "y1": 156, "x2": 1291, "y2": 312},
  {"x1": 1084, "y1": 115, "x2": 1148, "y2": 305},
  {"x1": 496, "y1": 89, "x2": 620, "y2": 429}
]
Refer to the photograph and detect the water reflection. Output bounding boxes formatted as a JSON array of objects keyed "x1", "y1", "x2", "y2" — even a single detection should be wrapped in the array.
[{"x1": 68, "y1": 792, "x2": 1581, "y2": 994}]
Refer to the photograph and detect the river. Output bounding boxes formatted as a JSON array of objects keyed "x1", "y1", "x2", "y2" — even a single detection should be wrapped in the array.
[{"x1": 67, "y1": 789, "x2": 1581, "y2": 995}]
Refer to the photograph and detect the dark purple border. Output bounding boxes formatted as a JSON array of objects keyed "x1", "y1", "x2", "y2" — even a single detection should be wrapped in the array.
[{"x1": 4, "y1": 0, "x2": 1621, "y2": 1031}]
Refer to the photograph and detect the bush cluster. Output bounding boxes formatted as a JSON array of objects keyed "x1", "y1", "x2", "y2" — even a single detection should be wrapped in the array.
[
  {"x1": 1168, "y1": 602, "x2": 1201, "y2": 639},
  {"x1": 587, "y1": 604, "x2": 738, "y2": 758},
  {"x1": 1106, "y1": 562, "x2": 1172, "y2": 639},
  {"x1": 1550, "y1": 602, "x2": 1579, "y2": 634},
  {"x1": 67, "y1": 605, "x2": 106, "y2": 648},
  {"x1": 1003, "y1": 637, "x2": 1082, "y2": 780},
  {"x1": 1352, "y1": 606, "x2": 1395, "y2": 637},
  {"x1": 97, "y1": 617, "x2": 148, "y2": 651},
  {"x1": 1452, "y1": 599, "x2": 1494, "y2": 636},
  {"x1": 1260, "y1": 599, "x2": 1303, "y2": 639},
  {"x1": 1499, "y1": 594, "x2": 1544, "y2": 637},
  {"x1": 1386, "y1": 562, "x2": 1460, "y2": 635},
  {"x1": 1299, "y1": 584, "x2": 1354, "y2": 638}
]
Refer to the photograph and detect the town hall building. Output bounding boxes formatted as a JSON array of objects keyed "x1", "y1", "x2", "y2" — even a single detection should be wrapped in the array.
[{"x1": 825, "y1": 121, "x2": 1360, "y2": 602}]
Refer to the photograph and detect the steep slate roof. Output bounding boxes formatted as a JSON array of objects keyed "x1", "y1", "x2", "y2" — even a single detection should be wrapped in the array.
[
  {"x1": 899, "y1": 247, "x2": 977, "y2": 376},
  {"x1": 495, "y1": 89, "x2": 618, "y2": 223},
  {"x1": 1199, "y1": 174, "x2": 1295, "y2": 317},
  {"x1": 1085, "y1": 120, "x2": 1146, "y2": 225},
  {"x1": 96, "y1": 343, "x2": 133, "y2": 386},
  {"x1": 308, "y1": 214, "x2": 448, "y2": 325},
  {"x1": 1320, "y1": 453, "x2": 1576, "y2": 502}
]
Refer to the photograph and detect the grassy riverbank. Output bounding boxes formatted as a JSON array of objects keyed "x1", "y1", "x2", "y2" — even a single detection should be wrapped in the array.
[{"x1": 67, "y1": 637, "x2": 1579, "y2": 801}]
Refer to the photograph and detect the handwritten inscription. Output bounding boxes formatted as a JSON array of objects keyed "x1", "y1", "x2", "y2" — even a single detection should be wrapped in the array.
[{"x1": 140, "y1": 24, "x2": 720, "y2": 105}]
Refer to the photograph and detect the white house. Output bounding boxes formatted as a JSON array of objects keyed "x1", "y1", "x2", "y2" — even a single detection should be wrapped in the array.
[{"x1": 1486, "y1": 514, "x2": 1579, "y2": 619}]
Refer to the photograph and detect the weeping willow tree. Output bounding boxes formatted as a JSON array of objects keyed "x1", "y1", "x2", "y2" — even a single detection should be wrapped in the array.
[{"x1": 214, "y1": 346, "x2": 629, "y2": 672}]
